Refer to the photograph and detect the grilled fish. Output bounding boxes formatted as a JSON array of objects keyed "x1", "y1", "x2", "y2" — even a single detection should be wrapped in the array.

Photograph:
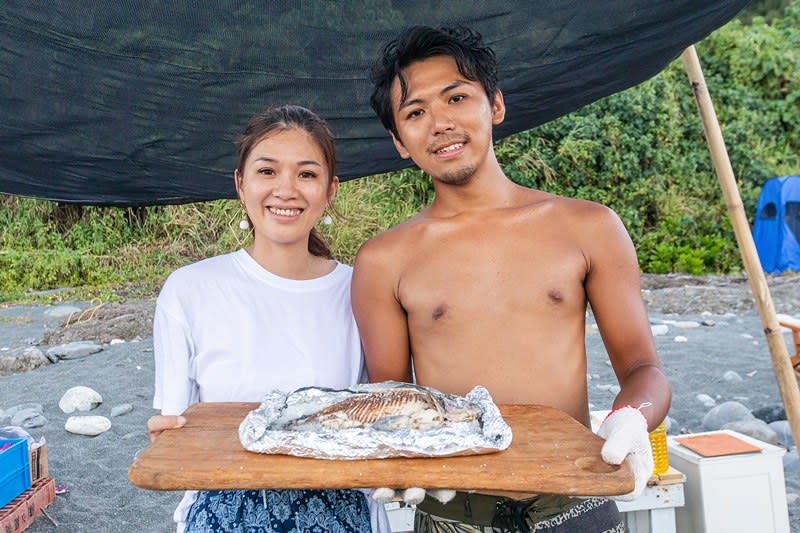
[{"x1": 282, "y1": 383, "x2": 481, "y2": 432}]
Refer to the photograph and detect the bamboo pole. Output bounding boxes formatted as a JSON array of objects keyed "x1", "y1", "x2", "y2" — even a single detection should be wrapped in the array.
[{"x1": 681, "y1": 45, "x2": 800, "y2": 453}]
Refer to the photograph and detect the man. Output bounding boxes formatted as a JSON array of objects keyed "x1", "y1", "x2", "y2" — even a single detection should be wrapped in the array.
[{"x1": 352, "y1": 25, "x2": 671, "y2": 532}]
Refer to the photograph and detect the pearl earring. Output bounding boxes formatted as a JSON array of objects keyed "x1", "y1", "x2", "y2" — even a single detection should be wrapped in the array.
[
  {"x1": 239, "y1": 218, "x2": 250, "y2": 230},
  {"x1": 323, "y1": 214, "x2": 333, "y2": 225}
]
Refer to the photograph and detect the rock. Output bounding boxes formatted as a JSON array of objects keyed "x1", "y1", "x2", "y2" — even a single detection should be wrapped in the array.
[
  {"x1": 43, "y1": 305, "x2": 82, "y2": 318},
  {"x1": 723, "y1": 370, "x2": 743, "y2": 383},
  {"x1": 46, "y1": 341, "x2": 103, "y2": 360},
  {"x1": 41, "y1": 302, "x2": 155, "y2": 345},
  {"x1": 702, "y1": 401, "x2": 754, "y2": 431},
  {"x1": 752, "y1": 404, "x2": 786, "y2": 424},
  {"x1": 4, "y1": 403, "x2": 44, "y2": 417},
  {"x1": 701, "y1": 319, "x2": 716, "y2": 326},
  {"x1": 650, "y1": 324, "x2": 669, "y2": 336},
  {"x1": 721, "y1": 419, "x2": 779, "y2": 446},
  {"x1": 64, "y1": 415, "x2": 111, "y2": 436},
  {"x1": 769, "y1": 420, "x2": 794, "y2": 449},
  {"x1": 59, "y1": 386, "x2": 103, "y2": 413},
  {"x1": 109, "y1": 338, "x2": 125, "y2": 345},
  {"x1": 787, "y1": 493, "x2": 799, "y2": 506},
  {"x1": 784, "y1": 447, "x2": 800, "y2": 473},
  {"x1": 674, "y1": 335, "x2": 688, "y2": 343},
  {"x1": 696, "y1": 393, "x2": 716, "y2": 408},
  {"x1": 11, "y1": 408, "x2": 47, "y2": 428},
  {"x1": 0, "y1": 347, "x2": 49, "y2": 375},
  {"x1": 740, "y1": 333, "x2": 754, "y2": 339},
  {"x1": 674, "y1": 320, "x2": 700, "y2": 328},
  {"x1": 110, "y1": 403, "x2": 133, "y2": 417}
]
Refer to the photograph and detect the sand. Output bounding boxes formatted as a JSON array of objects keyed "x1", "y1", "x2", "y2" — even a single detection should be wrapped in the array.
[{"x1": 1, "y1": 282, "x2": 799, "y2": 532}]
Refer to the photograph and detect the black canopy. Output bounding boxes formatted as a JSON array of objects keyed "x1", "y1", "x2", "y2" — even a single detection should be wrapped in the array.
[{"x1": 0, "y1": 1, "x2": 750, "y2": 206}]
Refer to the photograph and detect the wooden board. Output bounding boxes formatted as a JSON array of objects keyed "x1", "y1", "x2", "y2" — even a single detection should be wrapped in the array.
[{"x1": 128, "y1": 402, "x2": 634, "y2": 496}]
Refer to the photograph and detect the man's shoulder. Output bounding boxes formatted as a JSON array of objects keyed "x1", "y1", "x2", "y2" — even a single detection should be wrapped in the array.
[
  {"x1": 522, "y1": 190, "x2": 617, "y2": 222},
  {"x1": 358, "y1": 212, "x2": 427, "y2": 255}
]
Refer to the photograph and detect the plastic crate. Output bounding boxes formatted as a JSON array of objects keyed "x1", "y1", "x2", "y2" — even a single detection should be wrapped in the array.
[
  {"x1": 0, "y1": 439, "x2": 31, "y2": 509},
  {"x1": 0, "y1": 477, "x2": 56, "y2": 532}
]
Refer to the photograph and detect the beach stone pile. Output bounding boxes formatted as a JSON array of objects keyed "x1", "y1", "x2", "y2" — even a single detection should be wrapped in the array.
[
  {"x1": 41, "y1": 301, "x2": 154, "y2": 346},
  {"x1": 0, "y1": 302, "x2": 154, "y2": 375},
  {"x1": 1, "y1": 384, "x2": 134, "y2": 437},
  {"x1": 0, "y1": 302, "x2": 150, "y2": 438}
]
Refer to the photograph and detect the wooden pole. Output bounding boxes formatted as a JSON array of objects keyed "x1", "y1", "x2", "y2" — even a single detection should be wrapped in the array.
[{"x1": 681, "y1": 45, "x2": 800, "y2": 453}]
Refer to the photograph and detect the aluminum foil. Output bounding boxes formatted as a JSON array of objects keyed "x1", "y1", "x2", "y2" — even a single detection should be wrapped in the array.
[{"x1": 239, "y1": 381, "x2": 513, "y2": 459}]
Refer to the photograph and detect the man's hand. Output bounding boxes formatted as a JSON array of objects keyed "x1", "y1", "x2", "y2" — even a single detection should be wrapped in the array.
[
  {"x1": 596, "y1": 406, "x2": 653, "y2": 501},
  {"x1": 371, "y1": 488, "x2": 456, "y2": 505},
  {"x1": 147, "y1": 414, "x2": 186, "y2": 443}
]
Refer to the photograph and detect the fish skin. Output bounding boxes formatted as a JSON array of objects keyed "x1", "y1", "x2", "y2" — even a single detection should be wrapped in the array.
[{"x1": 283, "y1": 385, "x2": 481, "y2": 431}]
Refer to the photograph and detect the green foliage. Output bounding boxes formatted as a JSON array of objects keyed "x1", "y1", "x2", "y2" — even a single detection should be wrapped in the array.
[
  {"x1": 1, "y1": 4, "x2": 799, "y2": 301},
  {"x1": 496, "y1": 3, "x2": 799, "y2": 274}
]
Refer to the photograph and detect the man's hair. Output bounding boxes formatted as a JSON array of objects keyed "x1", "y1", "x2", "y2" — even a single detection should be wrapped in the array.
[{"x1": 369, "y1": 25, "x2": 498, "y2": 139}]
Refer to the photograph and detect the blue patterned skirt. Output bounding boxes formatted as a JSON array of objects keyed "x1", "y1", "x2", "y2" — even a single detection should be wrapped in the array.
[{"x1": 184, "y1": 489, "x2": 372, "y2": 533}]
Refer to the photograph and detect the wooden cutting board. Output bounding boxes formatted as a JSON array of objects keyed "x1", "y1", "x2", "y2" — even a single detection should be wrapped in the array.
[{"x1": 128, "y1": 402, "x2": 633, "y2": 496}]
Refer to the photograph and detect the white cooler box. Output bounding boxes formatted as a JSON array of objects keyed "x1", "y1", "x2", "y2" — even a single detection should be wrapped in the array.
[{"x1": 667, "y1": 429, "x2": 789, "y2": 533}]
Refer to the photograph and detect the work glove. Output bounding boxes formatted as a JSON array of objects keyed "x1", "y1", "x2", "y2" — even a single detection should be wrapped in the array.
[
  {"x1": 371, "y1": 487, "x2": 457, "y2": 506},
  {"x1": 596, "y1": 406, "x2": 653, "y2": 502}
]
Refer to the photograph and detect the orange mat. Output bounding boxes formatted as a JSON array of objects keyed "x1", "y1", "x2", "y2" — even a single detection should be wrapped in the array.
[{"x1": 675, "y1": 433, "x2": 762, "y2": 457}]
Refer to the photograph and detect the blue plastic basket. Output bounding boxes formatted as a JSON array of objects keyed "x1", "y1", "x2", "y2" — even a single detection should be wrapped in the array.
[{"x1": 0, "y1": 438, "x2": 31, "y2": 509}]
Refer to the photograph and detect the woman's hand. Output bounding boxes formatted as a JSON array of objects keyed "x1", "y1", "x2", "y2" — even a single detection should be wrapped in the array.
[{"x1": 147, "y1": 414, "x2": 186, "y2": 443}]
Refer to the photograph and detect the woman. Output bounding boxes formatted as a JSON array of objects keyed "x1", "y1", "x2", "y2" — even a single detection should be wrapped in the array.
[{"x1": 147, "y1": 105, "x2": 388, "y2": 533}]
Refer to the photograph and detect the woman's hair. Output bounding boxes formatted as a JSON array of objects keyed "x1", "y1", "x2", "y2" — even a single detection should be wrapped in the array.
[{"x1": 235, "y1": 105, "x2": 336, "y2": 259}]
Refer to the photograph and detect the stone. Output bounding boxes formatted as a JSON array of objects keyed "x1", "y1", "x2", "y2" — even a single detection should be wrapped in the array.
[
  {"x1": 59, "y1": 386, "x2": 103, "y2": 413},
  {"x1": 0, "y1": 348, "x2": 49, "y2": 375},
  {"x1": 752, "y1": 403, "x2": 786, "y2": 424},
  {"x1": 723, "y1": 370, "x2": 743, "y2": 383},
  {"x1": 702, "y1": 400, "x2": 754, "y2": 431},
  {"x1": 696, "y1": 393, "x2": 716, "y2": 408},
  {"x1": 783, "y1": 447, "x2": 800, "y2": 473},
  {"x1": 701, "y1": 319, "x2": 716, "y2": 326},
  {"x1": 768, "y1": 420, "x2": 794, "y2": 449},
  {"x1": 110, "y1": 403, "x2": 133, "y2": 417},
  {"x1": 721, "y1": 419, "x2": 779, "y2": 446},
  {"x1": 674, "y1": 320, "x2": 700, "y2": 328},
  {"x1": 4, "y1": 403, "x2": 43, "y2": 417},
  {"x1": 650, "y1": 324, "x2": 669, "y2": 336},
  {"x1": 46, "y1": 341, "x2": 103, "y2": 360},
  {"x1": 11, "y1": 408, "x2": 47, "y2": 428},
  {"x1": 65, "y1": 415, "x2": 111, "y2": 436},
  {"x1": 674, "y1": 335, "x2": 688, "y2": 343}
]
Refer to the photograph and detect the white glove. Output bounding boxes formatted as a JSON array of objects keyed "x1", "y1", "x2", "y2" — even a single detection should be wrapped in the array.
[
  {"x1": 371, "y1": 487, "x2": 456, "y2": 505},
  {"x1": 596, "y1": 406, "x2": 653, "y2": 502}
]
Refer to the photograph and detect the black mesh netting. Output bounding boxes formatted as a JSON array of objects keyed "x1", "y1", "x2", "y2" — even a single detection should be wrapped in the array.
[{"x1": 0, "y1": 1, "x2": 750, "y2": 206}]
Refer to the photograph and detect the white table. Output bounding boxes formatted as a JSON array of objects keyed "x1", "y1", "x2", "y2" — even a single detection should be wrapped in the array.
[
  {"x1": 384, "y1": 469, "x2": 686, "y2": 533},
  {"x1": 616, "y1": 467, "x2": 686, "y2": 533}
]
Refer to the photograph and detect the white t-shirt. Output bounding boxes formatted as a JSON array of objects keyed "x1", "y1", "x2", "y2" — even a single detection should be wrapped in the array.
[{"x1": 152, "y1": 249, "x2": 388, "y2": 532}]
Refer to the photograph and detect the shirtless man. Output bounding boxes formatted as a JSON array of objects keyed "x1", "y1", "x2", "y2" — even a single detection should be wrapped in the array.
[{"x1": 352, "y1": 26, "x2": 671, "y2": 532}]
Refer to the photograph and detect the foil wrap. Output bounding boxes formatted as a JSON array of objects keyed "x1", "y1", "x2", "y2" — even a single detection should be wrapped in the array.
[{"x1": 239, "y1": 381, "x2": 513, "y2": 459}]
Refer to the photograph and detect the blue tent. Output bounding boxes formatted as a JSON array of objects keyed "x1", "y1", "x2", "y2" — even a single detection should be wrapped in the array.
[{"x1": 753, "y1": 176, "x2": 800, "y2": 274}]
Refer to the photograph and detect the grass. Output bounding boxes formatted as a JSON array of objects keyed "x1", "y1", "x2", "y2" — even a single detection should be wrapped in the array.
[{"x1": 0, "y1": 172, "x2": 431, "y2": 306}]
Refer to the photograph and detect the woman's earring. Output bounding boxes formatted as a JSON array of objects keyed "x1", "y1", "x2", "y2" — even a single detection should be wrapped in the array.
[
  {"x1": 322, "y1": 214, "x2": 333, "y2": 225},
  {"x1": 239, "y1": 218, "x2": 250, "y2": 230}
]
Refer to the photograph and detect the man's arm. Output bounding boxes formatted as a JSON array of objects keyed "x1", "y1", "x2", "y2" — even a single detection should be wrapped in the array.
[
  {"x1": 583, "y1": 205, "x2": 671, "y2": 429},
  {"x1": 352, "y1": 237, "x2": 413, "y2": 383}
]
